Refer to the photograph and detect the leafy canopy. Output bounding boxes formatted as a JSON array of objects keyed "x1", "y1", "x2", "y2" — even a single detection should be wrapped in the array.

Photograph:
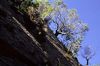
[{"x1": 19, "y1": 0, "x2": 88, "y2": 57}]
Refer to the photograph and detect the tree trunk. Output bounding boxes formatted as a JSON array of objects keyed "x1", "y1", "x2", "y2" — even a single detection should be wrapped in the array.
[{"x1": 86, "y1": 59, "x2": 89, "y2": 66}]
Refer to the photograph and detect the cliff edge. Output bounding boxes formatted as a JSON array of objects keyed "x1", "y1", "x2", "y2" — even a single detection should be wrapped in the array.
[{"x1": 0, "y1": 0, "x2": 81, "y2": 66}]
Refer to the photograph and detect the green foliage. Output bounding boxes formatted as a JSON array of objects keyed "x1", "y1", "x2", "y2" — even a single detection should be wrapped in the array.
[
  {"x1": 43, "y1": 0, "x2": 88, "y2": 56},
  {"x1": 34, "y1": 0, "x2": 88, "y2": 56},
  {"x1": 37, "y1": 0, "x2": 63, "y2": 19},
  {"x1": 33, "y1": 0, "x2": 48, "y2": 4},
  {"x1": 40, "y1": 4, "x2": 53, "y2": 19},
  {"x1": 17, "y1": 0, "x2": 88, "y2": 57},
  {"x1": 18, "y1": 0, "x2": 33, "y2": 13},
  {"x1": 18, "y1": 0, "x2": 39, "y2": 13}
]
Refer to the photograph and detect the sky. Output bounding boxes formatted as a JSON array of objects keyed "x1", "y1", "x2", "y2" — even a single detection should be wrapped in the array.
[{"x1": 64, "y1": 0, "x2": 100, "y2": 65}]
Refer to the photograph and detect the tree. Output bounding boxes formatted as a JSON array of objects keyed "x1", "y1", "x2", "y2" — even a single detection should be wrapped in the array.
[
  {"x1": 18, "y1": 0, "x2": 88, "y2": 56},
  {"x1": 81, "y1": 45, "x2": 95, "y2": 66},
  {"x1": 39, "y1": 0, "x2": 88, "y2": 56},
  {"x1": 34, "y1": 0, "x2": 88, "y2": 56}
]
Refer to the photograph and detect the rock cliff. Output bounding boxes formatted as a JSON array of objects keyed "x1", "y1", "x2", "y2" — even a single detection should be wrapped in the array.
[{"x1": 0, "y1": 0, "x2": 81, "y2": 66}]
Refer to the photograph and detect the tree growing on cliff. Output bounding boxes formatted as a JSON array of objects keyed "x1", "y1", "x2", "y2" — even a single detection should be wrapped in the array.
[
  {"x1": 40, "y1": 0, "x2": 88, "y2": 56},
  {"x1": 18, "y1": 0, "x2": 88, "y2": 57}
]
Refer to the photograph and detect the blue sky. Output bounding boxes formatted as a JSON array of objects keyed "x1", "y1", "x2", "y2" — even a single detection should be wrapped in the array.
[{"x1": 64, "y1": 0, "x2": 100, "y2": 65}]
